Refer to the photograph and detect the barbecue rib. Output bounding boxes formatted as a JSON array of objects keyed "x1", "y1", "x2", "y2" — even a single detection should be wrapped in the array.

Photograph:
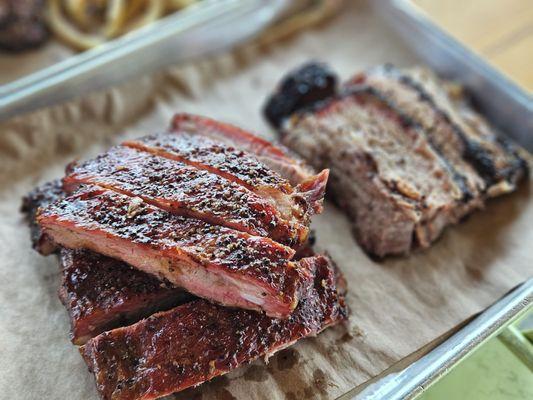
[
  {"x1": 21, "y1": 179, "x2": 64, "y2": 255},
  {"x1": 265, "y1": 62, "x2": 529, "y2": 257},
  {"x1": 123, "y1": 131, "x2": 329, "y2": 217},
  {"x1": 22, "y1": 181, "x2": 194, "y2": 344},
  {"x1": 171, "y1": 113, "x2": 316, "y2": 185},
  {"x1": 63, "y1": 145, "x2": 308, "y2": 247},
  {"x1": 59, "y1": 248, "x2": 193, "y2": 345},
  {"x1": 80, "y1": 255, "x2": 347, "y2": 400},
  {"x1": 37, "y1": 185, "x2": 313, "y2": 318}
]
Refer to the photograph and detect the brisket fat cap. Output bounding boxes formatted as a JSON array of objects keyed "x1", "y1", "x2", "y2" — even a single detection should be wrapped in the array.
[{"x1": 80, "y1": 254, "x2": 347, "y2": 400}]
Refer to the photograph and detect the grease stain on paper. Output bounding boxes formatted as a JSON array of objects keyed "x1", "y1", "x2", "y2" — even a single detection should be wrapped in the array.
[
  {"x1": 243, "y1": 365, "x2": 269, "y2": 382},
  {"x1": 275, "y1": 348, "x2": 300, "y2": 371}
]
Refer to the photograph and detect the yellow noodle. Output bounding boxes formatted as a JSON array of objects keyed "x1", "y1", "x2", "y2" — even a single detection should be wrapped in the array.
[
  {"x1": 48, "y1": 0, "x2": 106, "y2": 50},
  {"x1": 123, "y1": 0, "x2": 165, "y2": 33},
  {"x1": 104, "y1": 0, "x2": 128, "y2": 38}
]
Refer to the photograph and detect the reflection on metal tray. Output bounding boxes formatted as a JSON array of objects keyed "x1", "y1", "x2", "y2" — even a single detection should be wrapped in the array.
[{"x1": 373, "y1": 0, "x2": 533, "y2": 152}]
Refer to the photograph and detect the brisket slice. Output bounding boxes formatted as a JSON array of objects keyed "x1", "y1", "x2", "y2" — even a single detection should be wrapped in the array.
[
  {"x1": 283, "y1": 87, "x2": 465, "y2": 255},
  {"x1": 59, "y1": 248, "x2": 193, "y2": 345},
  {"x1": 123, "y1": 131, "x2": 329, "y2": 217},
  {"x1": 170, "y1": 113, "x2": 316, "y2": 185},
  {"x1": 349, "y1": 65, "x2": 485, "y2": 209},
  {"x1": 21, "y1": 179, "x2": 64, "y2": 255},
  {"x1": 37, "y1": 185, "x2": 312, "y2": 318},
  {"x1": 350, "y1": 65, "x2": 528, "y2": 197},
  {"x1": 63, "y1": 145, "x2": 308, "y2": 247},
  {"x1": 80, "y1": 255, "x2": 347, "y2": 400}
]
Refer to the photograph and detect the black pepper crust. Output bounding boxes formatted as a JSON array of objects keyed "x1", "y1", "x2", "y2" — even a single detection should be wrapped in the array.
[
  {"x1": 64, "y1": 145, "x2": 308, "y2": 247},
  {"x1": 59, "y1": 248, "x2": 193, "y2": 345},
  {"x1": 80, "y1": 254, "x2": 347, "y2": 400},
  {"x1": 124, "y1": 132, "x2": 293, "y2": 195}
]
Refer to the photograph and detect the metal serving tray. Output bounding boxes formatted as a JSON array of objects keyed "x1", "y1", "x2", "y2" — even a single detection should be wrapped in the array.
[
  {"x1": 0, "y1": 1, "x2": 530, "y2": 398},
  {"x1": 348, "y1": 279, "x2": 532, "y2": 399},
  {"x1": 0, "y1": 0, "x2": 286, "y2": 121}
]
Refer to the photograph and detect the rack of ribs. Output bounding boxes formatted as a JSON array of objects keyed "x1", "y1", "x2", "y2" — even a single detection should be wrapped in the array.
[
  {"x1": 26, "y1": 115, "x2": 341, "y2": 399},
  {"x1": 33, "y1": 117, "x2": 330, "y2": 318},
  {"x1": 80, "y1": 254, "x2": 347, "y2": 400},
  {"x1": 264, "y1": 62, "x2": 529, "y2": 257}
]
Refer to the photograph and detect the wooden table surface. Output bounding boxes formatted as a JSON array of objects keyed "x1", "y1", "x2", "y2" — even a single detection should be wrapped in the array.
[{"x1": 412, "y1": 0, "x2": 533, "y2": 92}]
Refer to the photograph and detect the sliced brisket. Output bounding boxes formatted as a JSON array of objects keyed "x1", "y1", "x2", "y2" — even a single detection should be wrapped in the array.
[
  {"x1": 350, "y1": 65, "x2": 527, "y2": 196},
  {"x1": 265, "y1": 63, "x2": 530, "y2": 257},
  {"x1": 37, "y1": 185, "x2": 311, "y2": 318},
  {"x1": 282, "y1": 87, "x2": 463, "y2": 255},
  {"x1": 63, "y1": 145, "x2": 308, "y2": 247},
  {"x1": 80, "y1": 255, "x2": 347, "y2": 400}
]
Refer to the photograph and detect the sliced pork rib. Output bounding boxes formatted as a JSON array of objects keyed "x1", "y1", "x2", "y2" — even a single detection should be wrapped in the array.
[
  {"x1": 21, "y1": 179, "x2": 64, "y2": 255},
  {"x1": 37, "y1": 185, "x2": 313, "y2": 318},
  {"x1": 80, "y1": 255, "x2": 347, "y2": 400},
  {"x1": 171, "y1": 113, "x2": 316, "y2": 185},
  {"x1": 123, "y1": 131, "x2": 328, "y2": 219},
  {"x1": 265, "y1": 62, "x2": 529, "y2": 257},
  {"x1": 59, "y1": 248, "x2": 193, "y2": 345},
  {"x1": 22, "y1": 181, "x2": 194, "y2": 344},
  {"x1": 63, "y1": 145, "x2": 308, "y2": 247}
]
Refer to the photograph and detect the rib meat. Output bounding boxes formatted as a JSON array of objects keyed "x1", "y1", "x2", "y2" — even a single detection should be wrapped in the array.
[
  {"x1": 59, "y1": 248, "x2": 193, "y2": 345},
  {"x1": 63, "y1": 145, "x2": 308, "y2": 247},
  {"x1": 37, "y1": 185, "x2": 312, "y2": 318},
  {"x1": 22, "y1": 181, "x2": 194, "y2": 344},
  {"x1": 170, "y1": 113, "x2": 316, "y2": 185},
  {"x1": 80, "y1": 255, "x2": 347, "y2": 400},
  {"x1": 21, "y1": 179, "x2": 64, "y2": 255},
  {"x1": 123, "y1": 131, "x2": 329, "y2": 218}
]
